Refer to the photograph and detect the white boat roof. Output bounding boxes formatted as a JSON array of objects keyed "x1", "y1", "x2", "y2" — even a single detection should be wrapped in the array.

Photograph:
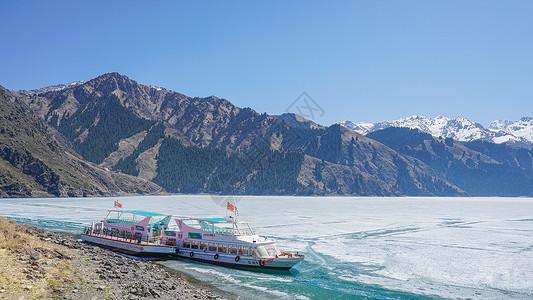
[
  {"x1": 181, "y1": 217, "x2": 249, "y2": 224},
  {"x1": 109, "y1": 210, "x2": 169, "y2": 217}
]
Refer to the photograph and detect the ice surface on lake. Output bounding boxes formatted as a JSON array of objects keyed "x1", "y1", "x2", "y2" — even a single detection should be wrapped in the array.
[{"x1": 1, "y1": 196, "x2": 532, "y2": 299}]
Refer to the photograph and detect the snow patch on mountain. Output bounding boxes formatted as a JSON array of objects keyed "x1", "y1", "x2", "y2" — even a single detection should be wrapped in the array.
[
  {"x1": 488, "y1": 119, "x2": 512, "y2": 131},
  {"x1": 338, "y1": 115, "x2": 533, "y2": 148},
  {"x1": 336, "y1": 120, "x2": 375, "y2": 135},
  {"x1": 14, "y1": 80, "x2": 87, "y2": 96}
]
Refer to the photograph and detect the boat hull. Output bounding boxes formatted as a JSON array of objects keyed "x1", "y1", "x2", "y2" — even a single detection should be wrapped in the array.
[
  {"x1": 173, "y1": 248, "x2": 302, "y2": 270},
  {"x1": 81, "y1": 233, "x2": 176, "y2": 257}
]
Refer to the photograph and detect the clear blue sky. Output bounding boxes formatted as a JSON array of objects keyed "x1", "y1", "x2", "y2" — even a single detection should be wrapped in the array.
[{"x1": 1, "y1": 1, "x2": 532, "y2": 126}]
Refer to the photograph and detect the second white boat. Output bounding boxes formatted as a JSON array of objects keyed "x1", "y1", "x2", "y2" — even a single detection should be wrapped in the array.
[{"x1": 171, "y1": 216, "x2": 304, "y2": 270}]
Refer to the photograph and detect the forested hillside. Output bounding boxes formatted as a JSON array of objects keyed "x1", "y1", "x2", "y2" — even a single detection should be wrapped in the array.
[{"x1": 17, "y1": 73, "x2": 468, "y2": 196}]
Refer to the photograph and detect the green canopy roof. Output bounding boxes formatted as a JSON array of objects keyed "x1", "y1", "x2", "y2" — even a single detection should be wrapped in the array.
[
  {"x1": 122, "y1": 210, "x2": 167, "y2": 217},
  {"x1": 200, "y1": 218, "x2": 227, "y2": 223}
]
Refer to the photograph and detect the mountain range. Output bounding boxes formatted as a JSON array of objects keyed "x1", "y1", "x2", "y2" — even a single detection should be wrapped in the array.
[
  {"x1": 339, "y1": 115, "x2": 533, "y2": 149},
  {"x1": 10, "y1": 73, "x2": 467, "y2": 197},
  {"x1": 3, "y1": 72, "x2": 533, "y2": 197}
]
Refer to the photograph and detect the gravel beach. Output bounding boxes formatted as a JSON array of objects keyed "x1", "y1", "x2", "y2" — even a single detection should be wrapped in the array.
[{"x1": 0, "y1": 219, "x2": 229, "y2": 299}]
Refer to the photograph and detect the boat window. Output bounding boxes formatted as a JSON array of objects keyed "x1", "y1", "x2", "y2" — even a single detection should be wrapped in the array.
[
  {"x1": 255, "y1": 246, "x2": 268, "y2": 257},
  {"x1": 228, "y1": 245, "x2": 238, "y2": 254},
  {"x1": 238, "y1": 246, "x2": 249, "y2": 256},
  {"x1": 191, "y1": 241, "x2": 199, "y2": 249},
  {"x1": 265, "y1": 245, "x2": 278, "y2": 256},
  {"x1": 200, "y1": 242, "x2": 207, "y2": 251},
  {"x1": 208, "y1": 243, "x2": 217, "y2": 252},
  {"x1": 183, "y1": 240, "x2": 191, "y2": 248},
  {"x1": 218, "y1": 244, "x2": 227, "y2": 253}
]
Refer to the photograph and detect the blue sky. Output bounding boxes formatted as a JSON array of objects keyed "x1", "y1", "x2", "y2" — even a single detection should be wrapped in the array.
[{"x1": 1, "y1": 1, "x2": 532, "y2": 126}]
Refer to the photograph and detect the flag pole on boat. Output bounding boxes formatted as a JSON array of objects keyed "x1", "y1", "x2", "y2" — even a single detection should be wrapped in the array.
[
  {"x1": 227, "y1": 201, "x2": 237, "y2": 221},
  {"x1": 114, "y1": 200, "x2": 123, "y2": 208}
]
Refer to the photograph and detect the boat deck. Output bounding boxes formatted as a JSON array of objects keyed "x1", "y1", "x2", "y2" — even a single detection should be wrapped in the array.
[{"x1": 83, "y1": 232, "x2": 173, "y2": 247}]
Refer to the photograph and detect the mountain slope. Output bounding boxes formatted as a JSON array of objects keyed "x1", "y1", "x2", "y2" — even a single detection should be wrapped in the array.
[
  {"x1": 367, "y1": 127, "x2": 533, "y2": 196},
  {"x1": 0, "y1": 85, "x2": 164, "y2": 197},
  {"x1": 340, "y1": 115, "x2": 533, "y2": 149},
  {"x1": 18, "y1": 73, "x2": 466, "y2": 196}
]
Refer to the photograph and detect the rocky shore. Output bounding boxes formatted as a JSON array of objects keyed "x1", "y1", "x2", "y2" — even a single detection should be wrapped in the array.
[{"x1": 0, "y1": 218, "x2": 228, "y2": 299}]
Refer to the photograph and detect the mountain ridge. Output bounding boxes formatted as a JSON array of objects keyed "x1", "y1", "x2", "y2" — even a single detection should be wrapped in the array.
[
  {"x1": 339, "y1": 115, "x2": 533, "y2": 149},
  {"x1": 14, "y1": 80, "x2": 87, "y2": 96}
]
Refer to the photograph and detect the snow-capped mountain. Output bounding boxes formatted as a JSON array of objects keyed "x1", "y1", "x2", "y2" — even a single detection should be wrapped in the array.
[
  {"x1": 489, "y1": 117, "x2": 533, "y2": 145},
  {"x1": 338, "y1": 115, "x2": 533, "y2": 148},
  {"x1": 14, "y1": 80, "x2": 87, "y2": 96}
]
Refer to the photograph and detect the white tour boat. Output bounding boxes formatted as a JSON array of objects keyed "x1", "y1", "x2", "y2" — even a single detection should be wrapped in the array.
[
  {"x1": 171, "y1": 215, "x2": 304, "y2": 270},
  {"x1": 81, "y1": 210, "x2": 178, "y2": 257}
]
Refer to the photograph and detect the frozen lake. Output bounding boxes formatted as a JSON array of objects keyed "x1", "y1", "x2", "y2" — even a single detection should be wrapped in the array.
[{"x1": 1, "y1": 195, "x2": 532, "y2": 299}]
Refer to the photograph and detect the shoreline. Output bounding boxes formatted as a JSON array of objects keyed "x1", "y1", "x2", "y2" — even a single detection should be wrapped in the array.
[{"x1": 0, "y1": 217, "x2": 232, "y2": 299}]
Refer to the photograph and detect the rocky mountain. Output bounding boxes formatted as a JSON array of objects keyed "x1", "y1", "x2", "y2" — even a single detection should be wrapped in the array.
[
  {"x1": 339, "y1": 115, "x2": 533, "y2": 149},
  {"x1": 18, "y1": 73, "x2": 466, "y2": 196},
  {"x1": 367, "y1": 127, "x2": 533, "y2": 196},
  {"x1": 0, "y1": 85, "x2": 164, "y2": 197}
]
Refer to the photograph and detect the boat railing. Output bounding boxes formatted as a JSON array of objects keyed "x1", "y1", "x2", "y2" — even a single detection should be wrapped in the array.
[
  {"x1": 276, "y1": 252, "x2": 305, "y2": 259},
  {"x1": 213, "y1": 229, "x2": 244, "y2": 236},
  {"x1": 199, "y1": 221, "x2": 253, "y2": 236},
  {"x1": 84, "y1": 226, "x2": 173, "y2": 246}
]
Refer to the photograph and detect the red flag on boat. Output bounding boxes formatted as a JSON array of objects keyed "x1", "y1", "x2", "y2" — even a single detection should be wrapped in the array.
[
  {"x1": 114, "y1": 200, "x2": 122, "y2": 208},
  {"x1": 227, "y1": 201, "x2": 235, "y2": 212}
]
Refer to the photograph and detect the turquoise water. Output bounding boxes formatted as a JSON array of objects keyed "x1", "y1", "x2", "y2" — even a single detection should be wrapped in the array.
[{"x1": 1, "y1": 196, "x2": 532, "y2": 299}]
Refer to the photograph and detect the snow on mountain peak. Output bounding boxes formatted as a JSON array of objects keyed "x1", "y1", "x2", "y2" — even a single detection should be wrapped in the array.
[
  {"x1": 338, "y1": 115, "x2": 533, "y2": 148},
  {"x1": 15, "y1": 80, "x2": 87, "y2": 96},
  {"x1": 488, "y1": 119, "x2": 512, "y2": 131}
]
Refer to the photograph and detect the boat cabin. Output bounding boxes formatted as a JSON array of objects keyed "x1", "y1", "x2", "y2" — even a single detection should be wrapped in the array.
[
  {"x1": 92, "y1": 210, "x2": 177, "y2": 245},
  {"x1": 175, "y1": 217, "x2": 283, "y2": 258}
]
